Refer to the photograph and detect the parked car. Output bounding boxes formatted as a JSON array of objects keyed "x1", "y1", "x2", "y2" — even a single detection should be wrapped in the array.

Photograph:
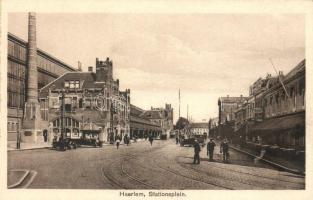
[{"x1": 180, "y1": 135, "x2": 206, "y2": 147}]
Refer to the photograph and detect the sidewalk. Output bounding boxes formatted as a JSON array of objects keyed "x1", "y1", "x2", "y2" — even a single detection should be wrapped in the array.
[
  {"x1": 7, "y1": 141, "x2": 51, "y2": 151},
  {"x1": 229, "y1": 144, "x2": 305, "y2": 176},
  {"x1": 7, "y1": 138, "x2": 147, "y2": 151}
]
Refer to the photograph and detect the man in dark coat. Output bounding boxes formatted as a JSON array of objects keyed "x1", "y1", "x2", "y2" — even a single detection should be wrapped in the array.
[
  {"x1": 193, "y1": 139, "x2": 201, "y2": 164},
  {"x1": 220, "y1": 139, "x2": 229, "y2": 163},
  {"x1": 207, "y1": 138, "x2": 216, "y2": 161},
  {"x1": 149, "y1": 135, "x2": 154, "y2": 146}
]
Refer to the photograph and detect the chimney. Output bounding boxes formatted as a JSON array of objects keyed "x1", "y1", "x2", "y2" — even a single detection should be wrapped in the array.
[
  {"x1": 22, "y1": 12, "x2": 44, "y2": 143},
  {"x1": 78, "y1": 61, "x2": 82, "y2": 71},
  {"x1": 88, "y1": 66, "x2": 93, "y2": 72},
  {"x1": 26, "y1": 12, "x2": 38, "y2": 102}
]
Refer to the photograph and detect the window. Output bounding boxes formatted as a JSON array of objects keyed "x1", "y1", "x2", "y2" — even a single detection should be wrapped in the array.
[
  {"x1": 65, "y1": 80, "x2": 80, "y2": 89},
  {"x1": 75, "y1": 80, "x2": 80, "y2": 88},
  {"x1": 64, "y1": 81, "x2": 69, "y2": 88},
  {"x1": 69, "y1": 81, "x2": 75, "y2": 89}
]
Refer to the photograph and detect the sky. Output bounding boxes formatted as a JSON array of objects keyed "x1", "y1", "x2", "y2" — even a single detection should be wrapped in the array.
[{"x1": 8, "y1": 13, "x2": 305, "y2": 123}]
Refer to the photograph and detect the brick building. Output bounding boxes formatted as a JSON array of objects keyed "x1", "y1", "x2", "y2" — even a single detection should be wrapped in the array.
[
  {"x1": 233, "y1": 59, "x2": 305, "y2": 162},
  {"x1": 217, "y1": 95, "x2": 247, "y2": 139},
  {"x1": 140, "y1": 104, "x2": 174, "y2": 138},
  {"x1": 39, "y1": 57, "x2": 130, "y2": 143},
  {"x1": 130, "y1": 104, "x2": 162, "y2": 139},
  {"x1": 189, "y1": 123, "x2": 208, "y2": 137},
  {"x1": 7, "y1": 13, "x2": 76, "y2": 143}
]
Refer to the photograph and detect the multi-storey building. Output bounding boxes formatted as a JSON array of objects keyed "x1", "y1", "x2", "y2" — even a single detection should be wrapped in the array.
[
  {"x1": 7, "y1": 24, "x2": 76, "y2": 142},
  {"x1": 252, "y1": 60, "x2": 305, "y2": 148},
  {"x1": 189, "y1": 123, "x2": 208, "y2": 137},
  {"x1": 218, "y1": 95, "x2": 248, "y2": 125},
  {"x1": 217, "y1": 95, "x2": 247, "y2": 139},
  {"x1": 233, "y1": 59, "x2": 305, "y2": 152},
  {"x1": 130, "y1": 104, "x2": 162, "y2": 139},
  {"x1": 39, "y1": 57, "x2": 130, "y2": 143},
  {"x1": 140, "y1": 104, "x2": 174, "y2": 138},
  {"x1": 234, "y1": 74, "x2": 281, "y2": 142},
  {"x1": 208, "y1": 117, "x2": 219, "y2": 138}
]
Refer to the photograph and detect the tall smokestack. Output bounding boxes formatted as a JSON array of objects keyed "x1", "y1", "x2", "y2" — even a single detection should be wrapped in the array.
[
  {"x1": 23, "y1": 12, "x2": 43, "y2": 143},
  {"x1": 26, "y1": 12, "x2": 38, "y2": 102}
]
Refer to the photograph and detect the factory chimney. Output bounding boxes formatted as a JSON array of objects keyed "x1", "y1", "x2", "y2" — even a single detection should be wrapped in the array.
[{"x1": 23, "y1": 12, "x2": 45, "y2": 143}]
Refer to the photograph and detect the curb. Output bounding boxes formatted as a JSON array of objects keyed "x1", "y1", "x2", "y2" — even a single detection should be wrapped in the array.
[
  {"x1": 7, "y1": 146, "x2": 50, "y2": 152},
  {"x1": 8, "y1": 170, "x2": 30, "y2": 189},
  {"x1": 229, "y1": 145, "x2": 305, "y2": 176},
  {"x1": 7, "y1": 139, "x2": 148, "y2": 151}
]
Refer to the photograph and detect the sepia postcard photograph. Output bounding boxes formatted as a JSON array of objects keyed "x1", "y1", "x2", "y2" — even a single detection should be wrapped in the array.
[{"x1": 1, "y1": 0, "x2": 313, "y2": 200}]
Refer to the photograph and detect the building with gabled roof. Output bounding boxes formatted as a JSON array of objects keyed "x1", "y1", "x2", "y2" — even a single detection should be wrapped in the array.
[
  {"x1": 140, "y1": 104, "x2": 174, "y2": 138},
  {"x1": 38, "y1": 57, "x2": 130, "y2": 143}
]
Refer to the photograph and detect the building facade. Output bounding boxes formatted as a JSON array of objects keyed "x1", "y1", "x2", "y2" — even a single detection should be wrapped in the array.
[
  {"x1": 218, "y1": 95, "x2": 248, "y2": 125},
  {"x1": 252, "y1": 60, "x2": 305, "y2": 149},
  {"x1": 7, "y1": 31, "x2": 76, "y2": 142},
  {"x1": 39, "y1": 57, "x2": 130, "y2": 143},
  {"x1": 140, "y1": 104, "x2": 174, "y2": 137},
  {"x1": 217, "y1": 95, "x2": 247, "y2": 139},
  {"x1": 232, "y1": 59, "x2": 305, "y2": 161},
  {"x1": 189, "y1": 123, "x2": 208, "y2": 137},
  {"x1": 130, "y1": 104, "x2": 162, "y2": 139}
]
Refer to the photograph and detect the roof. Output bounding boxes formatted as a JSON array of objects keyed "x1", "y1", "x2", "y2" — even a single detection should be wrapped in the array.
[
  {"x1": 140, "y1": 110, "x2": 163, "y2": 119},
  {"x1": 251, "y1": 112, "x2": 304, "y2": 132},
  {"x1": 283, "y1": 59, "x2": 305, "y2": 81},
  {"x1": 130, "y1": 115, "x2": 161, "y2": 128},
  {"x1": 190, "y1": 123, "x2": 208, "y2": 128},
  {"x1": 8, "y1": 32, "x2": 76, "y2": 72},
  {"x1": 39, "y1": 72, "x2": 106, "y2": 97},
  {"x1": 219, "y1": 96, "x2": 248, "y2": 103}
]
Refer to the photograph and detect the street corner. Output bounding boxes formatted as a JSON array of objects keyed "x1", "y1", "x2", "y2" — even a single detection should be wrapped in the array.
[{"x1": 8, "y1": 169, "x2": 37, "y2": 189}]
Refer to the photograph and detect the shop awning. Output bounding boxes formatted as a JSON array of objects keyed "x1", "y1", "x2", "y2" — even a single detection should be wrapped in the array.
[{"x1": 251, "y1": 112, "x2": 305, "y2": 132}]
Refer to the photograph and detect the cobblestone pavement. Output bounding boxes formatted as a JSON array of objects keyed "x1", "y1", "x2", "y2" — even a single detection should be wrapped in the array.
[{"x1": 7, "y1": 139, "x2": 305, "y2": 189}]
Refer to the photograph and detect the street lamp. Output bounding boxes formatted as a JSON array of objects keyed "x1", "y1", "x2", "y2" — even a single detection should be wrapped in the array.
[
  {"x1": 60, "y1": 89, "x2": 66, "y2": 151},
  {"x1": 16, "y1": 70, "x2": 25, "y2": 149}
]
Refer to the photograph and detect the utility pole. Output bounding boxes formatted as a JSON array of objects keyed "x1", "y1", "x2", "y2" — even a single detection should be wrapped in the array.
[
  {"x1": 60, "y1": 89, "x2": 66, "y2": 151},
  {"x1": 187, "y1": 104, "x2": 189, "y2": 121},
  {"x1": 179, "y1": 89, "x2": 181, "y2": 118},
  {"x1": 269, "y1": 58, "x2": 289, "y2": 98}
]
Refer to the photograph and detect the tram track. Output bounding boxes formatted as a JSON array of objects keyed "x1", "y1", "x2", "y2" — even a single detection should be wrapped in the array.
[
  {"x1": 178, "y1": 154, "x2": 304, "y2": 186},
  {"x1": 100, "y1": 144, "x2": 164, "y2": 189},
  {"x1": 148, "y1": 149, "x2": 233, "y2": 190},
  {"x1": 175, "y1": 156, "x2": 303, "y2": 189}
]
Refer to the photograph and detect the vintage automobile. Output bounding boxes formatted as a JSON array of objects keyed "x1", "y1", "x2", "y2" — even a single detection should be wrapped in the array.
[{"x1": 180, "y1": 135, "x2": 206, "y2": 147}]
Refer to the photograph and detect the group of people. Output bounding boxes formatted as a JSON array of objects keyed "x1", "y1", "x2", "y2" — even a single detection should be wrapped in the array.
[
  {"x1": 114, "y1": 134, "x2": 130, "y2": 149},
  {"x1": 114, "y1": 134, "x2": 155, "y2": 149},
  {"x1": 193, "y1": 138, "x2": 229, "y2": 164}
]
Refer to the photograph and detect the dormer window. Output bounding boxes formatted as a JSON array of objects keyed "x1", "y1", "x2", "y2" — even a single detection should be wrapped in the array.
[{"x1": 64, "y1": 80, "x2": 80, "y2": 89}]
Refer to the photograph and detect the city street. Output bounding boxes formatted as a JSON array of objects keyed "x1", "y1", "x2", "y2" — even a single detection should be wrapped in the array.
[{"x1": 7, "y1": 139, "x2": 304, "y2": 189}]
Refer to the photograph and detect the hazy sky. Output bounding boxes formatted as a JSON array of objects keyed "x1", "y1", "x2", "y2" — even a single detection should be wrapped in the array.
[{"x1": 8, "y1": 13, "x2": 305, "y2": 122}]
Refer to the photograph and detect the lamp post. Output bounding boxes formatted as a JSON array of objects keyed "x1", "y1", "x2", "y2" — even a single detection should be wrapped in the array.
[
  {"x1": 60, "y1": 89, "x2": 66, "y2": 151},
  {"x1": 16, "y1": 70, "x2": 25, "y2": 149}
]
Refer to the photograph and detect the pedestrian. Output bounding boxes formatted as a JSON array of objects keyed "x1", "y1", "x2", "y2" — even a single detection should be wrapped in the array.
[
  {"x1": 220, "y1": 138, "x2": 229, "y2": 163},
  {"x1": 43, "y1": 130, "x2": 48, "y2": 142},
  {"x1": 116, "y1": 136, "x2": 120, "y2": 149},
  {"x1": 193, "y1": 139, "x2": 201, "y2": 164},
  {"x1": 149, "y1": 135, "x2": 154, "y2": 146},
  {"x1": 176, "y1": 137, "x2": 179, "y2": 144},
  {"x1": 207, "y1": 138, "x2": 216, "y2": 161}
]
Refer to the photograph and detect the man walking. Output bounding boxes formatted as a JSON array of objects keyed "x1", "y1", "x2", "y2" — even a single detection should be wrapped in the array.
[
  {"x1": 116, "y1": 136, "x2": 121, "y2": 149},
  {"x1": 207, "y1": 138, "x2": 216, "y2": 161},
  {"x1": 193, "y1": 139, "x2": 201, "y2": 164},
  {"x1": 220, "y1": 139, "x2": 229, "y2": 163},
  {"x1": 149, "y1": 134, "x2": 154, "y2": 146}
]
